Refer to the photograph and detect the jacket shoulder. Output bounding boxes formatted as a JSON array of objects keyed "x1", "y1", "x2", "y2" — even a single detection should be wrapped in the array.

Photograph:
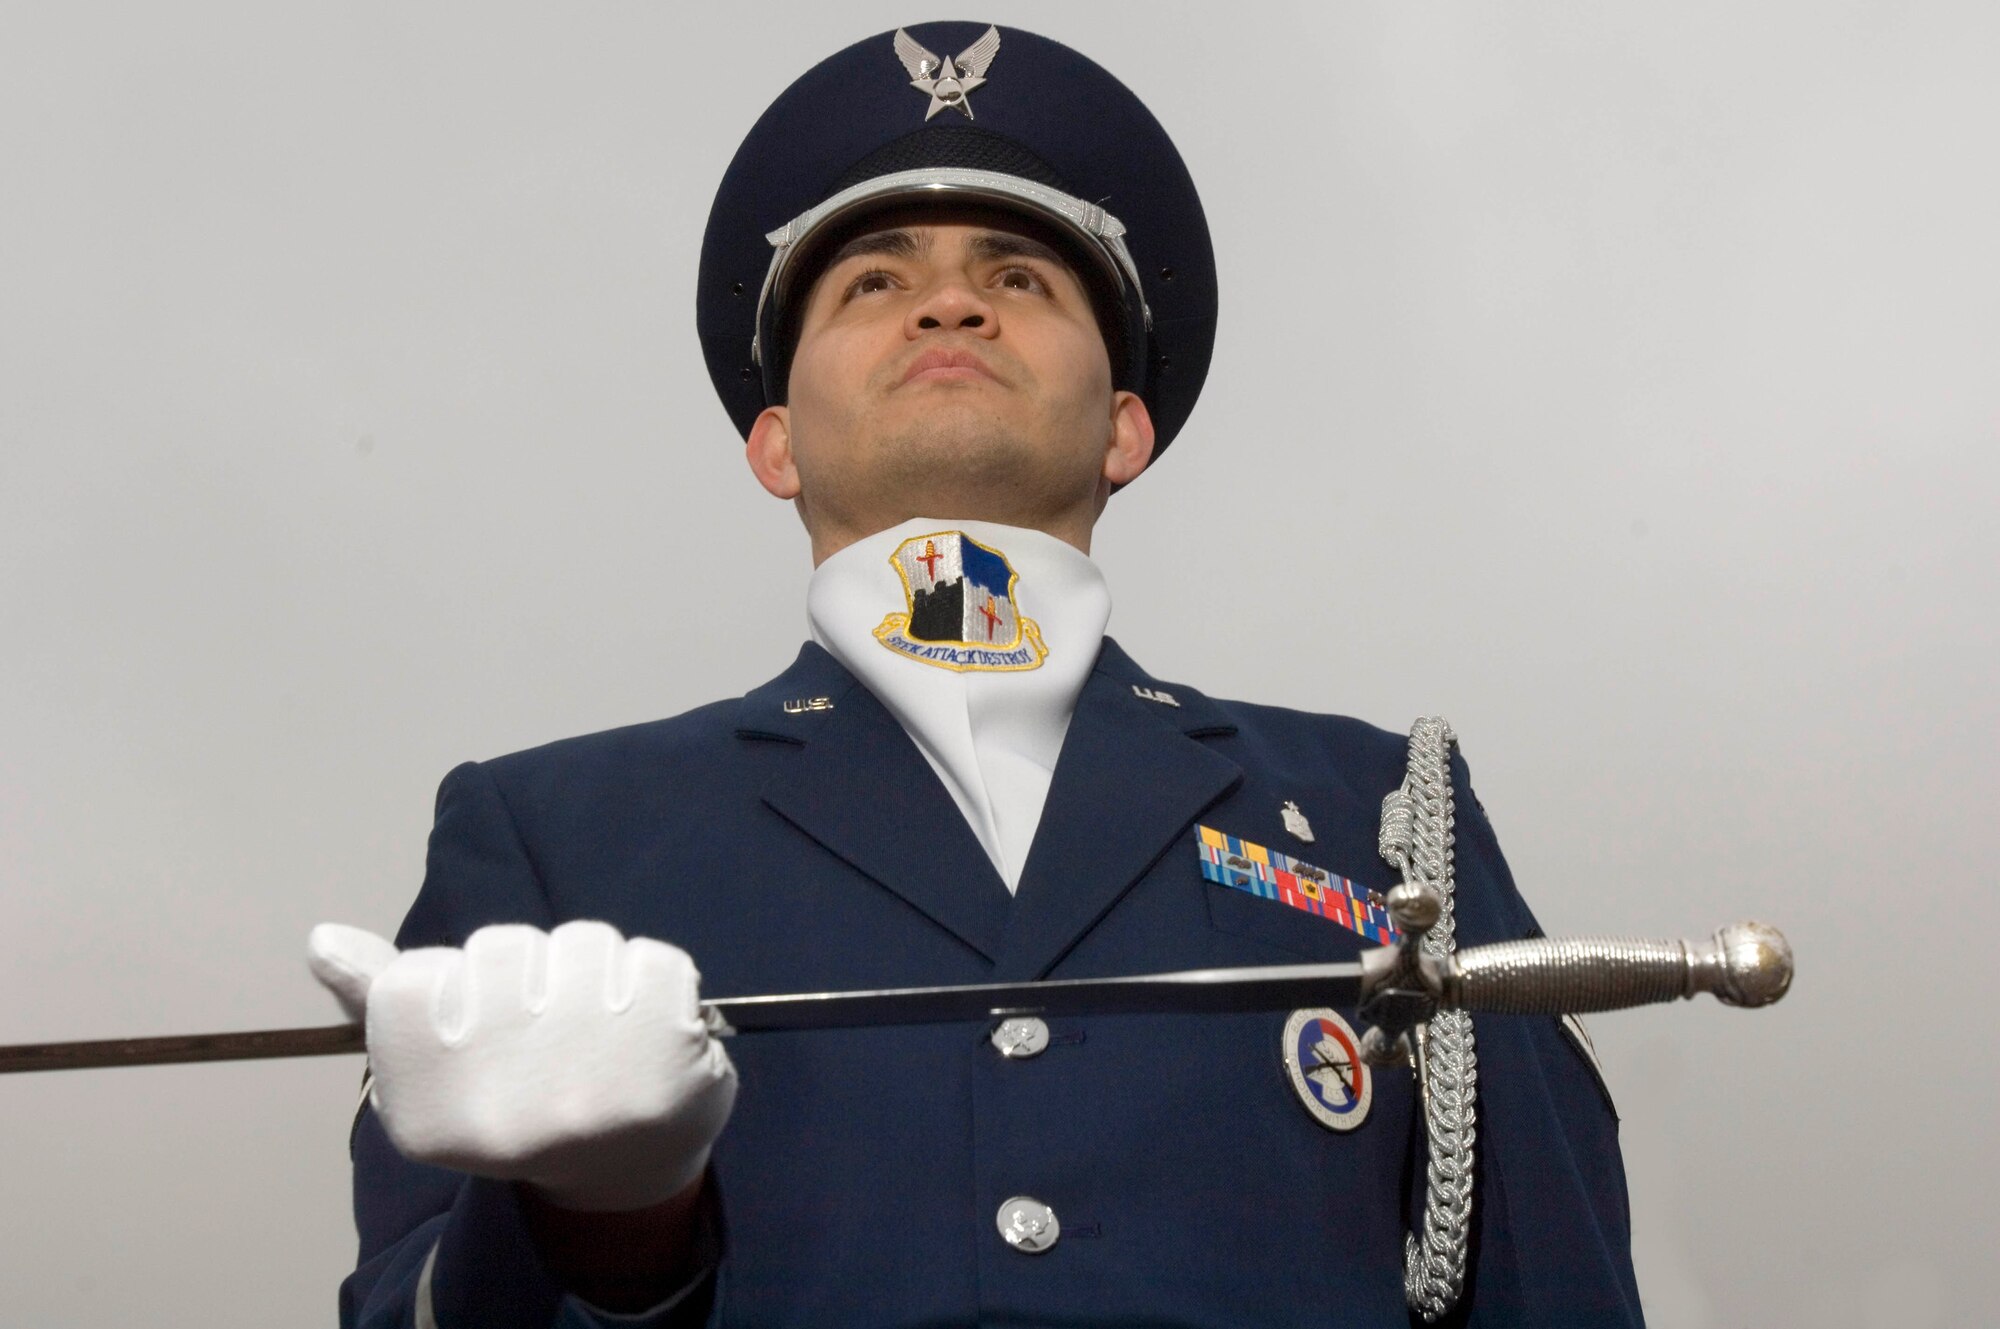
[
  {"x1": 1210, "y1": 695, "x2": 1414, "y2": 795},
  {"x1": 475, "y1": 696, "x2": 742, "y2": 783},
  {"x1": 429, "y1": 697, "x2": 760, "y2": 865},
  {"x1": 446, "y1": 642, "x2": 851, "y2": 819},
  {"x1": 1097, "y1": 637, "x2": 1418, "y2": 794},
  {"x1": 1206, "y1": 693, "x2": 1409, "y2": 756}
]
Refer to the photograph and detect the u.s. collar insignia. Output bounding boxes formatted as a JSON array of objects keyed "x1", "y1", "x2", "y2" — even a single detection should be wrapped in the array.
[
  {"x1": 893, "y1": 26, "x2": 1001, "y2": 121},
  {"x1": 1283, "y1": 1008, "x2": 1371, "y2": 1131},
  {"x1": 875, "y1": 530, "x2": 1048, "y2": 672}
]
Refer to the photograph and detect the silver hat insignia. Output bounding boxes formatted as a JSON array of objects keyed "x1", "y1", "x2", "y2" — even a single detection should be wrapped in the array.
[{"x1": 893, "y1": 26, "x2": 1002, "y2": 121}]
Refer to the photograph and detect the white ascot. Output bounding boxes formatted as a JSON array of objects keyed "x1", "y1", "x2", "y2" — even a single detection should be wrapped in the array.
[{"x1": 808, "y1": 518, "x2": 1111, "y2": 893}]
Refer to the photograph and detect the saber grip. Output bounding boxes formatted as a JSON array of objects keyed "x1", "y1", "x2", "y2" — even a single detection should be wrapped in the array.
[{"x1": 1445, "y1": 921, "x2": 1792, "y2": 1015}]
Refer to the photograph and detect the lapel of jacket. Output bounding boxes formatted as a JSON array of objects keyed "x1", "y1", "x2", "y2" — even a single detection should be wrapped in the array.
[
  {"x1": 741, "y1": 643, "x2": 1012, "y2": 964},
  {"x1": 992, "y1": 638, "x2": 1244, "y2": 981}
]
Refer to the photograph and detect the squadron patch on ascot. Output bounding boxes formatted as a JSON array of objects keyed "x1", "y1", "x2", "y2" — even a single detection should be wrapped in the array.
[
  {"x1": 1196, "y1": 826, "x2": 1401, "y2": 944},
  {"x1": 875, "y1": 531, "x2": 1049, "y2": 672},
  {"x1": 1282, "y1": 1008, "x2": 1372, "y2": 1132}
]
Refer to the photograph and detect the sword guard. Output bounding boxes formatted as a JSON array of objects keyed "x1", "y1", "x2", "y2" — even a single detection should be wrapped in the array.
[{"x1": 1356, "y1": 884, "x2": 1448, "y2": 1058}]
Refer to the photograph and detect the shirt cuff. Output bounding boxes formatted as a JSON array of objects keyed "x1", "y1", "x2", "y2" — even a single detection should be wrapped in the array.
[
  {"x1": 557, "y1": 1176, "x2": 723, "y2": 1328},
  {"x1": 558, "y1": 1269, "x2": 712, "y2": 1328}
]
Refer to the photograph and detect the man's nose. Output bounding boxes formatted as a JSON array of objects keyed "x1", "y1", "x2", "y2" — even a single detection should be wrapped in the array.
[{"x1": 906, "y1": 277, "x2": 998, "y2": 338}]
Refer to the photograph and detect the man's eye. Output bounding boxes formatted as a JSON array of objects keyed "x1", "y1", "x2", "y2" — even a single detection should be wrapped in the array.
[
  {"x1": 845, "y1": 270, "x2": 896, "y2": 298},
  {"x1": 997, "y1": 267, "x2": 1046, "y2": 293}
]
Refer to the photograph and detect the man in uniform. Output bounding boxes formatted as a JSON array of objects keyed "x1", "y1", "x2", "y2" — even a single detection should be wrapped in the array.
[{"x1": 309, "y1": 22, "x2": 1641, "y2": 1328}]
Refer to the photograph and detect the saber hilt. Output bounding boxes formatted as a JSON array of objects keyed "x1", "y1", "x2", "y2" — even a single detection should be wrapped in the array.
[{"x1": 1357, "y1": 882, "x2": 1792, "y2": 1064}]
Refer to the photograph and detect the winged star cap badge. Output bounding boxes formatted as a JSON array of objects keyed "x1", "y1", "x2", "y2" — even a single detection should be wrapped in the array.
[{"x1": 894, "y1": 26, "x2": 1002, "y2": 121}]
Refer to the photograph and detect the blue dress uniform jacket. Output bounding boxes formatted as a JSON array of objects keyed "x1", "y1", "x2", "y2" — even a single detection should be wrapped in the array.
[{"x1": 343, "y1": 639, "x2": 1643, "y2": 1328}]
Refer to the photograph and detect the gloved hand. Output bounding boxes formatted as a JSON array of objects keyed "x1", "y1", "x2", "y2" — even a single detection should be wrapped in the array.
[{"x1": 307, "y1": 919, "x2": 737, "y2": 1213}]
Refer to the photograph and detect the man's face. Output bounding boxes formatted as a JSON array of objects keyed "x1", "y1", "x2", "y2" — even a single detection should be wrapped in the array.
[{"x1": 745, "y1": 208, "x2": 1153, "y2": 562}]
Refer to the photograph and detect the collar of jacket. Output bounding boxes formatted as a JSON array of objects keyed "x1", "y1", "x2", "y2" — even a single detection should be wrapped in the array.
[{"x1": 733, "y1": 638, "x2": 1243, "y2": 979}]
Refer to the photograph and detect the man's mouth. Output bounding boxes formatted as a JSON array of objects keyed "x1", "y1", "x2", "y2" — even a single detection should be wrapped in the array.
[{"x1": 900, "y1": 347, "x2": 1000, "y2": 387}]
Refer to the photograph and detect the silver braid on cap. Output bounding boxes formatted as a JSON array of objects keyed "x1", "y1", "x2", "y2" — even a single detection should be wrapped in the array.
[{"x1": 1379, "y1": 716, "x2": 1477, "y2": 1321}]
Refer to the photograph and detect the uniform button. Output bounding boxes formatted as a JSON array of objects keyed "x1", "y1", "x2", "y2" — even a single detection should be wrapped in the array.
[
  {"x1": 996, "y1": 1195, "x2": 1060, "y2": 1253},
  {"x1": 990, "y1": 1017, "x2": 1050, "y2": 1059}
]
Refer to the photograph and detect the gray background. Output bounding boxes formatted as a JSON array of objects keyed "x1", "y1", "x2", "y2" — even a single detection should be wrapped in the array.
[{"x1": 2, "y1": 2, "x2": 1993, "y2": 1324}]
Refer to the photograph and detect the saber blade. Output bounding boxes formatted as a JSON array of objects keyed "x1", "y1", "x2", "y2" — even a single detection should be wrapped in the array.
[
  {"x1": 0, "y1": 1023, "x2": 367, "y2": 1075},
  {"x1": 709, "y1": 960, "x2": 1367, "y2": 1034},
  {"x1": 0, "y1": 962, "x2": 1366, "y2": 1075}
]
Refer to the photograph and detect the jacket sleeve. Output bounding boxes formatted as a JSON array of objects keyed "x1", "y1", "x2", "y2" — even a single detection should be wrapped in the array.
[
  {"x1": 339, "y1": 761, "x2": 717, "y2": 1329},
  {"x1": 1433, "y1": 748, "x2": 1647, "y2": 1329}
]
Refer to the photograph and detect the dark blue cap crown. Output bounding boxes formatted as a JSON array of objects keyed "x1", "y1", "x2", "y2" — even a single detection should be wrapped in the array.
[{"x1": 697, "y1": 21, "x2": 1217, "y2": 467}]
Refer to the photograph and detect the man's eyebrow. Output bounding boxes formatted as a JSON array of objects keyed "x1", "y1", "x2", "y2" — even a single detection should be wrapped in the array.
[
  {"x1": 818, "y1": 226, "x2": 1076, "y2": 274},
  {"x1": 969, "y1": 231, "x2": 1074, "y2": 270},
  {"x1": 822, "y1": 228, "x2": 927, "y2": 268}
]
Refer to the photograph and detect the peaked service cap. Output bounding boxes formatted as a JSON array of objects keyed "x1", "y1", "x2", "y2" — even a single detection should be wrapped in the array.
[{"x1": 696, "y1": 20, "x2": 1216, "y2": 468}]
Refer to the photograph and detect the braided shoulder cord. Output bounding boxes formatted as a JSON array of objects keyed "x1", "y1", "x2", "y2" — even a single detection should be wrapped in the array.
[{"x1": 1378, "y1": 717, "x2": 1478, "y2": 1322}]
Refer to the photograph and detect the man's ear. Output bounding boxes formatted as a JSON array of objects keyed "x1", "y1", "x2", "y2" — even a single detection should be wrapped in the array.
[
  {"x1": 1102, "y1": 391, "x2": 1156, "y2": 488},
  {"x1": 746, "y1": 406, "x2": 801, "y2": 500}
]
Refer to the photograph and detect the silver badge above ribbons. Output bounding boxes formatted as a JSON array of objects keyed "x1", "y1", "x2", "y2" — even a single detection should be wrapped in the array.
[{"x1": 894, "y1": 26, "x2": 1001, "y2": 121}]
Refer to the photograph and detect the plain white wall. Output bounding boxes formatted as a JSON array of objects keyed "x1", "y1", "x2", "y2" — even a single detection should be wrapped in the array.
[{"x1": 2, "y1": 3, "x2": 1993, "y2": 1324}]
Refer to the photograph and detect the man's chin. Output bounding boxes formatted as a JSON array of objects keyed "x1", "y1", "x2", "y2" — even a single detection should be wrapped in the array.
[
  {"x1": 849, "y1": 429, "x2": 1062, "y2": 520},
  {"x1": 875, "y1": 422, "x2": 1039, "y2": 479}
]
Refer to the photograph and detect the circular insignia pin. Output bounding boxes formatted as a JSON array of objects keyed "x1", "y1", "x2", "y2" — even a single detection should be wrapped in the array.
[{"x1": 1282, "y1": 1008, "x2": 1371, "y2": 1131}]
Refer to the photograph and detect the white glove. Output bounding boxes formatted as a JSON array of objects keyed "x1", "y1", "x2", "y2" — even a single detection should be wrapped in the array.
[{"x1": 308, "y1": 919, "x2": 737, "y2": 1213}]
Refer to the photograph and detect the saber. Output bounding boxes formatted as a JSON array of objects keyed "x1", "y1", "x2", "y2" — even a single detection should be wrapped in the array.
[{"x1": 0, "y1": 909, "x2": 1791, "y2": 1075}]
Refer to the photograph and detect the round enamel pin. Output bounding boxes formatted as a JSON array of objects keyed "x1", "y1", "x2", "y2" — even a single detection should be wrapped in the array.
[{"x1": 1283, "y1": 1008, "x2": 1371, "y2": 1131}]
